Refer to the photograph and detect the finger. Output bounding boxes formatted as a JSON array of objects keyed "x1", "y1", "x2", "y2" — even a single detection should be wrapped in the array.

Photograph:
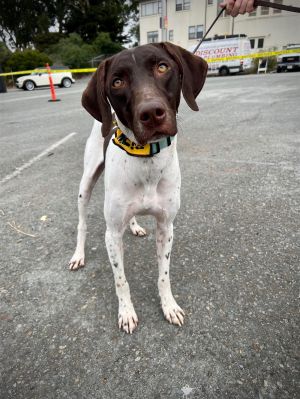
[
  {"x1": 221, "y1": 0, "x2": 235, "y2": 14},
  {"x1": 228, "y1": 0, "x2": 236, "y2": 14},
  {"x1": 239, "y1": 0, "x2": 249, "y2": 14},
  {"x1": 232, "y1": 0, "x2": 242, "y2": 17},
  {"x1": 246, "y1": 0, "x2": 255, "y2": 13},
  {"x1": 226, "y1": 0, "x2": 235, "y2": 14}
]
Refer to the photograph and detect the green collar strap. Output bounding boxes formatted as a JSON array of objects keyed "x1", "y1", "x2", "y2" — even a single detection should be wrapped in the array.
[{"x1": 112, "y1": 127, "x2": 175, "y2": 157}]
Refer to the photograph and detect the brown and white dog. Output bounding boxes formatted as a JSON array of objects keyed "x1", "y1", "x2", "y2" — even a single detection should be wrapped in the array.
[{"x1": 69, "y1": 43, "x2": 207, "y2": 333}]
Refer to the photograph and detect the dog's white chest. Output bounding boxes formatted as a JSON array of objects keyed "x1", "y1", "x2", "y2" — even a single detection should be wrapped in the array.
[
  {"x1": 104, "y1": 139, "x2": 180, "y2": 221},
  {"x1": 130, "y1": 162, "x2": 166, "y2": 214},
  {"x1": 141, "y1": 184, "x2": 155, "y2": 210}
]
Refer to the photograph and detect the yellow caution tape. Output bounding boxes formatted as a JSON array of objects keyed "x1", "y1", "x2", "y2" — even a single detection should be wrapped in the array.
[
  {"x1": 0, "y1": 49, "x2": 299, "y2": 77},
  {"x1": 204, "y1": 49, "x2": 299, "y2": 63},
  {"x1": 0, "y1": 67, "x2": 97, "y2": 77}
]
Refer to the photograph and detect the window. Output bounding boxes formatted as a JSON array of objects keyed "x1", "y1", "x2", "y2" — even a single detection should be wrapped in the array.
[
  {"x1": 176, "y1": 0, "x2": 182, "y2": 11},
  {"x1": 258, "y1": 38, "x2": 264, "y2": 48},
  {"x1": 188, "y1": 26, "x2": 195, "y2": 39},
  {"x1": 273, "y1": 0, "x2": 282, "y2": 14},
  {"x1": 250, "y1": 37, "x2": 264, "y2": 49},
  {"x1": 169, "y1": 30, "x2": 174, "y2": 41},
  {"x1": 188, "y1": 25, "x2": 204, "y2": 40},
  {"x1": 183, "y1": 0, "x2": 190, "y2": 9},
  {"x1": 141, "y1": 1, "x2": 162, "y2": 17},
  {"x1": 207, "y1": 0, "x2": 213, "y2": 5},
  {"x1": 176, "y1": 0, "x2": 190, "y2": 11},
  {"x1": 196, "y1": 25, "x2": 204, "y2": 39},
  {"x1": 147, "y1": 31, "x2": 159, "y2": 43},
  {"x1": 261, "y1": 6, "x2": 269, "y2": 15}
]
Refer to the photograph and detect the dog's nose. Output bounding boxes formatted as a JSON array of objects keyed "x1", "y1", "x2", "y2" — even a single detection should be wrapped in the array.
[{"x1": 138, "y1": 102, "x2": 166, "y2": 126}]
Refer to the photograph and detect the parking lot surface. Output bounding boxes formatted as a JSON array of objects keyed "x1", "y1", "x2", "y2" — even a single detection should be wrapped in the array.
[{"x1": 0, "y1": 73, "x2": 299, "y2": 398}]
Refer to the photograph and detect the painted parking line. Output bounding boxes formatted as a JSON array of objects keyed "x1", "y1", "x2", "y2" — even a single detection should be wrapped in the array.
[{"x1": 0, "y1": 132, "x2": 77, "y2": 185}]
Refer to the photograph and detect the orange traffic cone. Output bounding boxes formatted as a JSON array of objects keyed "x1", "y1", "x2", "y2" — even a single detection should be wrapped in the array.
[{"x1": 46, "y1": 63, "x2": 61, "y2": 102}]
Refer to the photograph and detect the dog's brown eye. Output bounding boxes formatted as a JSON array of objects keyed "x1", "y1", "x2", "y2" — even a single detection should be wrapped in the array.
[
  {"x1": 112, "y1": 78, "x2": 124, "y2": 88},
  {"x1": 157, "y1": 63, "x2": 169, "y2": 73}
]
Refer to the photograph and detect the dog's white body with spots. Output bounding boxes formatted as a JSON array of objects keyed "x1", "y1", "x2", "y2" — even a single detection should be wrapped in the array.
[{"x1": 70, "y1": 117, "x2": 184, "y2": 333}]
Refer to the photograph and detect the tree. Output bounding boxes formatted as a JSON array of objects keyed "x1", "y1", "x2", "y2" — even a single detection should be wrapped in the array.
[
  {"x1": 47, "y1": 0, "x2": 72, "y2": 34},
  {"x1": 0, "y1": 0, "x2": 139, "y2": 50},
  {"x1": 33, "y1": 32, "x2": 65, "y2": 53},
  {"x1": 92, "y1": 32, "x2": 123, "y2": 55},
  {"x1": 62, "y1": 0, "x2": 139, "y2": 44},
  {"x1": 48, "y1": 33, "x2": 94, "y2": 68},
  {"x1": 47, "y1": 32, "x2": 123, "y2": 68},
  {"x1": 0, "y1": 41, "x2": 11, "y2": 65},
  {"x1": 0, "y1": 0, "x2": 54, "y2": 49}
]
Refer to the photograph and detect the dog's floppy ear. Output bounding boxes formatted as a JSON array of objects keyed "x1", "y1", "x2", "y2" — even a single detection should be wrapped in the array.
[
  {"x1": 157, "y1": 42, "x2": 207, "y2": 111},
  {"x1": 81, "y1": 59, "x2": 112, "y2": 137}
]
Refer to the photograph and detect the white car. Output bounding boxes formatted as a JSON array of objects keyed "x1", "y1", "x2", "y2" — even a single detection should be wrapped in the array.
[
  {"x1": 16, "y1": 66, "x2": 75, "y2": 91},
  {"x1": 277, "y1": 44, "x2": 300, "y2": 73}
]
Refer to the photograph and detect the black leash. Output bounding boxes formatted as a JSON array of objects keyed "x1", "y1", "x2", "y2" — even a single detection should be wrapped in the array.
[
  {"x1": 193, "y1": 0, "x2": 300, "y2": 54},
  {"x1": 193, "y1": 7, "x2": 224, "y2": 54},
  {"x1": 255, "y1": 0, "x2": 300, "y2": 13}
]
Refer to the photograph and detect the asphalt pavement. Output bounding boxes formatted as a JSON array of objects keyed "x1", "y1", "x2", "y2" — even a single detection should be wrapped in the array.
[{"x1": 0, "y1": 73, "x2": 299, "y2": 398}]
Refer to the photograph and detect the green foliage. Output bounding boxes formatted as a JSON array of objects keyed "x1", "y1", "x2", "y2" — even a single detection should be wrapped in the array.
[
  {"x1": 252, "y1": 56, "x2": 278, "y2": 73},
  {"x1": 0, "y1": 41, "x2": 11, "y2": 65},
  {"x1": 1, "y1": 30, "x2": 122, "y2": 72},
  {"x1": 3, "y1": 49, "x2": 52, "y2": 72},
  {"x1": 48, "y1": 33, "x2": 94, "y2": 68},
  {"x1": 92, "y1": 32, "x2": 123, "y2": 55},
  {"x1": 33, "y1": 32, "x2": 65, "y2": 53},
  {"x1": 48, "y1": 32, "x2": 123, "y2": 69}
]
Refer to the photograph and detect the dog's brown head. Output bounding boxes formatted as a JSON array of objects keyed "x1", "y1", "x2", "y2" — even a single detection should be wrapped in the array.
[{"x1": 82, "y1": 42, "x2": 207, "y2": 145}]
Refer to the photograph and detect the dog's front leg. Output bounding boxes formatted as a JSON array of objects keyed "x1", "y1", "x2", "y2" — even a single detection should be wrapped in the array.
[
  {"x1": 105, "y1": 228, "x2": 138, "y2": 334},
  {"x1": 156, "y1": 222, "x2": 185, "y2": 326},
  {"x1": 69, "y1": 120, "x2": 104, "y2": 270},
  {"x1": 69, "y1": 169, "x2": 102, "y2": 270}
]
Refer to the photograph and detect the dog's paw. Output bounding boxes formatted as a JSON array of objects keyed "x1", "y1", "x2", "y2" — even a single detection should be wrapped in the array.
[
  {"x1": 162, "y1": 299, "x2": 185, "y2": 326},
  {"x1": 131, "y1": 225, "x2": 146, "y2": 237},
  {"x1": 69, "y1": 252, "x2": 85, "y2": 271},
  {"x1": 129, "y1": 219, "x2": 146, "y2": 237},
  {"x1": 118, "y1": 307, "x2": 139, "y2": 334}
]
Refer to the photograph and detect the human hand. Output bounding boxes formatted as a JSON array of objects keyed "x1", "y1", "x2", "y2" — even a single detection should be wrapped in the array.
[{"x1": 219, "y1": 0, "x2": 256, "y2": 17}]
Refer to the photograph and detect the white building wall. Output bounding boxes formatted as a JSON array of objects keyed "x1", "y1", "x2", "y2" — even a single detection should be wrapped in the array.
[
  {"x1": 234, "y1": 11, "x2": 300, "y2": 49},
  {"x1": 139, "y1": 14, "x2": 161, "y2": 44},
  {"x1": 139, "y1": 0, "x2": 300, "y2": 51},
  {"x1": 166, "y1": 0, "x2": 206, "y2": 48}
]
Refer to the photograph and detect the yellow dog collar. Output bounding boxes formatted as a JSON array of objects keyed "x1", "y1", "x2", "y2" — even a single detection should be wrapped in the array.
[{"x1": 112, "y1": 127, "x2": 175, "y2": 157}]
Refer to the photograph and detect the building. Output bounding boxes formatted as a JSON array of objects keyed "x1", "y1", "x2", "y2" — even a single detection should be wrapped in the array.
[{"x1": 139, "y1": 0, "x2": 300, "y2": 51}]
